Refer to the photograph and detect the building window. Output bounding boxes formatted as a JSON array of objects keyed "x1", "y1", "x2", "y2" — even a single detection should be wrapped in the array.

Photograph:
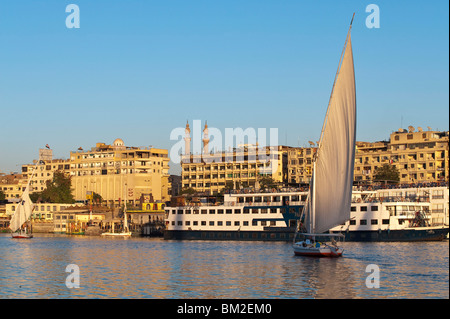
[
  {"x1": 226, "y1": 221, "x2": 231, "y2": 226},
  {"x1": 360, "y1": 206, "x2": 367, "y2": 212},
  {"x1": 209, "y1": 221, "x2": 214, "y2": 226},
  {"x1": 371, "y1": 219, "x2": 378, "y2": 225},
  {"x1": 371, "y1": 206, "x2": 378, "y2": 211},
  {"x1": 360, "y1": 220, "x2": 367, "y2": 225},
  {"x1": 382, "y1": 219, "x2": 390, "y2": 225}
]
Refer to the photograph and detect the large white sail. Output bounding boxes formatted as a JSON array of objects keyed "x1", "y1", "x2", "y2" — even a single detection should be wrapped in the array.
[
  {"x1": 9, "y1": 185, "x2": 34, "y2": 233},
  {"x1": 308, "y1": 31, "x2": 356, "y2": 234}
]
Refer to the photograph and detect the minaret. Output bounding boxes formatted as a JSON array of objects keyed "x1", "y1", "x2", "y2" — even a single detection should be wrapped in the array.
[
  {"x1": 202, "y1": 121, "x2": 209, "y2": 154},
  {"x1": 184, "y1": 121, "x2": 191, "y2": 155}
]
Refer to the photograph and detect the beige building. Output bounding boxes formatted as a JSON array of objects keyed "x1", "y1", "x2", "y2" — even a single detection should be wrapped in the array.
[
  {"x1": 181, "y1": 145, "x2": 285, "y2": 194},
  {"x1": 22, "y1": 159, "x2": 71, "y2": 193},
  {"x1": 285, "y1": 146, "x2": 317, "y2": 185},
  {"x1": 69, "y1": 139, "x2": 170, "y2": 205},
  {"x1": 180, "y1": 122, "x2": 286, "y2": 194},
  {"x1": 0, "y1": 173, "x2": 25, "y2": 201},
  {"x1": 354, "y1": 128, "x2": 448, "y2": 183}
]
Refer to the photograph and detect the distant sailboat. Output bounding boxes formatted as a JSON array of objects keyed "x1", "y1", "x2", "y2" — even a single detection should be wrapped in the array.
[
  {"x1": 293, "y1": 14, "x2": 357, "y2": 257},
  {"x1": 102, "y1": 201, "x2": 131, "y2": 237},
  {"x1": 9, "y1": 161, "x2": 41, "y2": 239}
]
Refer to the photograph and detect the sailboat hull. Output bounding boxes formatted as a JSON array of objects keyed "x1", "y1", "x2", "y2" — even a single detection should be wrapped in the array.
[
  {"x1": 293, "y1": 244, "x2": 343, "y2": 257},
  {"x1": 101, "y1": 232, "x2": 132, "y2": 237},
  {"x1": 11, "y1": 233, "x2": 33, "y2": 239}
]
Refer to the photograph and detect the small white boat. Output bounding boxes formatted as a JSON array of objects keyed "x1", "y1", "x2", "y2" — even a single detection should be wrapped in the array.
[
  {"x1": 293, "y1": 14, "x2": 357, "y2": 257},
  {"x1": 101, "y1": 203, "x2": 131, "y2": 237}
]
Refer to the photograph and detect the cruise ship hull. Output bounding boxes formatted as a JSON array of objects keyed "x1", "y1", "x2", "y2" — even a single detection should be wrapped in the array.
[
  {"x1": 164, "y1": 226, "x2": 449, "y2": 242},
  {"x1": 337, "y1": 226, "x2": 449, "y2": 242},
  {"x1": 164, "y1": 229, "x2": 295, "y2": 241}
]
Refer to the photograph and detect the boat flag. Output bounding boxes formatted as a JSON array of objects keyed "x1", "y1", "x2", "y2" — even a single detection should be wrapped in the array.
[{"x1": 45, "y1": 144, "x2": 50, "y2": 149}]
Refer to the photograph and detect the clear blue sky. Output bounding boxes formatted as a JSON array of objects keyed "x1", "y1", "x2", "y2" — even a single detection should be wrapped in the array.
[{"x1": 1, "y1": 0, "x2": 448, "y2": 175}]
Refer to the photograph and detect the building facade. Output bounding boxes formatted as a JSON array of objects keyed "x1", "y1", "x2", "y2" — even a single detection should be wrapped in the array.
[
  {"x1": 354, "y1": 128, "x2": 449, "y2": 183},
  {"x1": 69, "y1": 139, "x2": 170, "y2": 205}
]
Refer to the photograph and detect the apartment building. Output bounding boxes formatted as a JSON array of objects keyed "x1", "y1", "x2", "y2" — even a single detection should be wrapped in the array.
[
  {"x1": 69, "y1": 138, "x2": 170, "y2": 205},
  {"x1": 285, "y1": 146, "x2": 317, "y2": 185},
  {"x1": 22, "y1": 159, "x2": 71, "y2": 193},
  {"x1": 354, "y1": 128, "x2": 448, "y2": 183},
  {"x1": 181, "y1": 145, "x2": 285, "y2": 194},
  {"x1": 0, "y1": 173, "x2": 26, "y2": 201}
]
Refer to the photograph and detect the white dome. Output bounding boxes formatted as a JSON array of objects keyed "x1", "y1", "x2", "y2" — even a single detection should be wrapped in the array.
[{"x1": 113, "y1": 138, "x2": 124, "y2": 146}]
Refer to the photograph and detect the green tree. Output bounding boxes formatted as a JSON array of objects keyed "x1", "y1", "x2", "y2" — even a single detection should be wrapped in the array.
[
  {"x1": 0, "y1": 190, "x2": 5, "y2": 201},
  {"x1": 30, "y1": 171, "x2": 75, "y2": 203},
  {"x1": 373, "y1": 164, "x2": 400, "y2": 183},
  {"x1": 259, "y1": 176, "x2": 279, "y2": 189}
]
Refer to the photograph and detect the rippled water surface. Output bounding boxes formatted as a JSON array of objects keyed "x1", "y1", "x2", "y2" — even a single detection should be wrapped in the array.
[{"x1": 0, "y1": 234, "x2": 448, "y2": 299}]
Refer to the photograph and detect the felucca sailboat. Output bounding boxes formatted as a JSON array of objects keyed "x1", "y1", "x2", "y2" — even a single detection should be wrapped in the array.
[
  {"x1": 9, "y1": 162, "x2": 40, "y2": 239},
  {"x1": 293, "y1": 14, "x2": 357, "y2": 257}
]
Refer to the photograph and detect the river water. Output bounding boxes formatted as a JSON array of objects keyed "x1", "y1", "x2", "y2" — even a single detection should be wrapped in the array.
[{"x1": 0, "y1": 234, "x2": 448, "y2": 299}]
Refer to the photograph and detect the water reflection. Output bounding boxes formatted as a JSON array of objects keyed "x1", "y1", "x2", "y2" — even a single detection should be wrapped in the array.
[{"x1": 0, "y1": 234, "x2": 448, "y2": 299}]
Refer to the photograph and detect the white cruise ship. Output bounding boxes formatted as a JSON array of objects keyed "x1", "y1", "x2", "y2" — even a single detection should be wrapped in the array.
[{"x1": 164, "y1": 185, "x2": 449, "y2": 241}]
